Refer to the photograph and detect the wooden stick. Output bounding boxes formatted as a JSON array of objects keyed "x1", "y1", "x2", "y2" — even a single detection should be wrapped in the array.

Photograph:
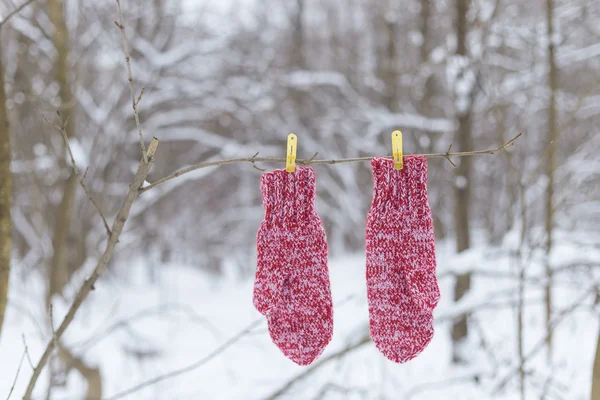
[{"x1": 140, "y1": 133, "x2": 522, "y2": 194}]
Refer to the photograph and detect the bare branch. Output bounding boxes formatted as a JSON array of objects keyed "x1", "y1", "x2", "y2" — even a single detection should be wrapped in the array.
[
  {"x1": 22, "y1": 138, "x2": 159, "y2": 399},
  {"x1": 405, "y1": 374, "x2": 483, "y2": 400},
  {"x1": 6, "y1": 351, "x2": 26, "y2": 400},
  {"x1": 135, "y1": 87, "x2": 145, "y2": 107},
  {"x1": 104, "y1": 318, "x2": 263, "y2": 400},
  {"x1": 263, "y1": 281, "x2": 548, "y2": 400},
  {"x1": 103, "y1": 294, "x2": 357, "y2": 399},
  {"x1": 42, "y1": 114, "x2": 112, "y2": 236},
  {"x1": 250, "y1": 152, "x2": 265, "y2": 172},
  {"x1": 444, "y1": 143, "x2": 458, "y2": 168},
  {"x1": 21, "y1": 334, "x2": 34, "y2": 370},
  {"x1": 73, "y1": 303, "x2": 220, "y2": 350},
  {"x1": 114, "y1": 0, "x2": 148, "y2": 163},
  {"x1": 0, "y1": 0, "x2": 37, "y2": 29},
  {"x1": 493, "y1": 284, "x2": 597, "y2": 392},
  {"x1": 139, "y1": 133, "x2": 523, "y2": 194},
  {"x1": 266, "y1": 334, "x2": 372, "y2": 400}
]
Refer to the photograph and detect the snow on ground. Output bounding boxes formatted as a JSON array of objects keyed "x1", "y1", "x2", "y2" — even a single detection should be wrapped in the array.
[{"x1": 1, "y1": 230, "x2": 598, "y2": 399}]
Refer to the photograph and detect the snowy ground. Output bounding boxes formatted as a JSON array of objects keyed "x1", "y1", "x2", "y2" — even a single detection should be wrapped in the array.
[{"x1": 1, "y1": 230, "x2": 598, "y2": 399}]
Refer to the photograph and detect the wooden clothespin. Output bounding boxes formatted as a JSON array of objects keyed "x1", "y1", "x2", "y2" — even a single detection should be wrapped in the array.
[
  {"x1": 286, "y1": 133, "x2": 297, "y2": 173},
  {"x1": 392, "y1": 130, "x2": 403, "y2": 170}
]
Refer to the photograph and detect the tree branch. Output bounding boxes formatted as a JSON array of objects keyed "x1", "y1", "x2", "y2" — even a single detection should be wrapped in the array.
[
  {"x1": 22, "y1": 138, "x2": 159, "y2": 400},
  {"x1": 104, "y1": 318, "x2": 263, "y2": 400},
  {"x1": 265, "y1": 334, "x2": 372, "y2": 400},
  {"x1": 493, "y1": 284, "x2": 597, "y2": 393},
  {"x1": 0, "y1": 0, "x2": 37, "y2": 29},
  {"x1": 42, "y1": 114, "x2": 112, "y2": 236},
  {"x1": 114, "y1": 0, "x2": 147, "y2": 163},
  {"x1": 140, "y1": 133, "x2": 522, "y2": 194},
  {"x1": 6, "y1": 350, "x2": 26, "y2": 400}
]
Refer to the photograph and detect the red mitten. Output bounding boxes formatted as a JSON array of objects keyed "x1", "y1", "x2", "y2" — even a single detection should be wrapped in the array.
[
  {"x1": 365, "y1": 156, "x2": 440, "y2": 363},
  {"x1": 254, "y1": 167, "x2": 333, "y2": 365}
]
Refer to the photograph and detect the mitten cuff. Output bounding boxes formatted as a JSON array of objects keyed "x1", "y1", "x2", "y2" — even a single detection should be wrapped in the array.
[
  {"x1": 260, "y1": 166, "x2": 317, "y2": 227},
  {"x1": 370, "y1": 156, "x2": 428, "y2": 210}
]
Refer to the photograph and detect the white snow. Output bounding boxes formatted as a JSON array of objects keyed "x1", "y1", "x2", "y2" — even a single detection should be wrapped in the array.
[
  {"x1": 455, "y1": 175, "x2": 468, "y2": 189},
  {"x1": 66, "y1": 137, "x2": 89, "y2": 171},
  {"x1": 1, "y1": 230, "x2": 597, "y2": 400}
]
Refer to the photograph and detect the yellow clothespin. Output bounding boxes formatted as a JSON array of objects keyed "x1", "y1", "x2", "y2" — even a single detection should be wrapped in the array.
[
  {"x1": 286, "y1": 133, "x2": 297, "y2": 173},
  {"x1": 392, "y1": 130, "x2": 403, "y2": 170}
]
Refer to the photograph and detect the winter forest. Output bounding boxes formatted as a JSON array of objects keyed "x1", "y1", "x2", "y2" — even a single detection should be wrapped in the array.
[{"x1": 0, "y1": 0, "x2": 599, "y2": 398}]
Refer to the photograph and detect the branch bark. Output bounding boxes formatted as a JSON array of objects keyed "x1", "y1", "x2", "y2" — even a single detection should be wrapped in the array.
[{"x1": 22, "y1": 138, "x2": 159, "y2": 400}]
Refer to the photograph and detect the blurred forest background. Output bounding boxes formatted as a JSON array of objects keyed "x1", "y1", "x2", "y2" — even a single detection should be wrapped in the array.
[{"x1": 0, "y1": 0, "x2": 599, "y2": 399}]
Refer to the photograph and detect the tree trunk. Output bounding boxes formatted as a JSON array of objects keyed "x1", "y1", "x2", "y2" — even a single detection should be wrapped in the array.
[
  {"x1": 59, "y1": 347, "x2": 103, "y2": 399},
  {"x1": 592, "y1": 324, "x2": 600, "y2": 400},
  {"x1": 47, "y1": 0, "x2": 78, "y2": 305},
  {"x1": 0, "y1": 41, "x2": 11, "y2": 341},
  {"x1": 544, "y1": 0, "x2": 558, "y2": 362},
  {"x1": 451, "y1": 0, "x2": 473, "y2": 362},
  {"x1": 291, "y1": 0, "x2": 306, "y2": 69},
  {"x1": 46, "y1": 1, "x2": 103, "y2": 396},
  {"x1": 374, "y1": 10, "x2": 399, "y2": 114}
]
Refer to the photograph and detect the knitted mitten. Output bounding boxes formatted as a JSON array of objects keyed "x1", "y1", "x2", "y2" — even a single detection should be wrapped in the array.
[
  {"x1": 365, "y1": 156, "x2": 440, "y2": 363},
  {"x1": 253, "y1": 167, "x2": 333, "y2": 365}
]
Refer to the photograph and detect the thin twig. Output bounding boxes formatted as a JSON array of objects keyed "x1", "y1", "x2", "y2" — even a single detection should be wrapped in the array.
[
  {"x1": 5, "y1": 351, "x2": 26, "y2": 400},
  {"x1": 263, "y1": 285, "x2": 539, "y2": 400},
  {"x1": 444, "y1": 143, "x2": 457, "y2": 167},
  {"x1": 114, "y1": 0, "x2": 147, "y2": 163},
  {"x1": 104, "y1": 318, "x2": 263, "y2": 400},
  {"x1": 42, "y1": 114, "x2": 112, "y2": 236},
  {"x1": 139, "y1": 132, "x2": 522, "y2": 194},
  {"x1": 72, "y1": 303, "x2": 220, "y2": 350},
  {"x1": 493, "y1": 284, "x2": 597, "y2": 392},
  {"x1": 102, "y1": 294, "x2": 357, "y2": 399},
  {"x1": 22, "y1": 138, "x2": 159, "y2": 400},
  {"x1": 250, "y1": 152, "x2": 265, "y2": 172},
  {"x1": 135, "y1": 87, "x2": 145, "y2": 107},
  {"x1": 0, "y1": 0, "x2": 37, "y2": 29},
  {"x1": 265, "y1": 334, "x2": 372, "y2": 400},
  {"x1": 405, "y1": 373, "x2": 485, "y2": 400},
  {"x1": 21, "y1": 334, "x2": 34, "y2": 370},
  {"x1": 48, "y1": 303, "x2": 58, "y2": 352}
]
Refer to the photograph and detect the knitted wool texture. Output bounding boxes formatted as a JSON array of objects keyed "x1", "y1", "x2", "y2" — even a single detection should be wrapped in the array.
[
  {"x1": 365, "y1": 156, "x2": 440, "y2": 363},
  {"x1": 253, "y1": 166, "x2": 333, "y2": 365}
]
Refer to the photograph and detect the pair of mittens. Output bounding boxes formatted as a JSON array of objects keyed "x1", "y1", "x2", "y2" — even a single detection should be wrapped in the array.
[
  {"x1": 366, "y1": 156, "x2": 440, "y2": 363},
  {"x1": 253, "y1": 167, "x2": 333, "y2": 365},
  {"x1": 253, "y1": 157, "x2": 439, "y2": 365}
]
